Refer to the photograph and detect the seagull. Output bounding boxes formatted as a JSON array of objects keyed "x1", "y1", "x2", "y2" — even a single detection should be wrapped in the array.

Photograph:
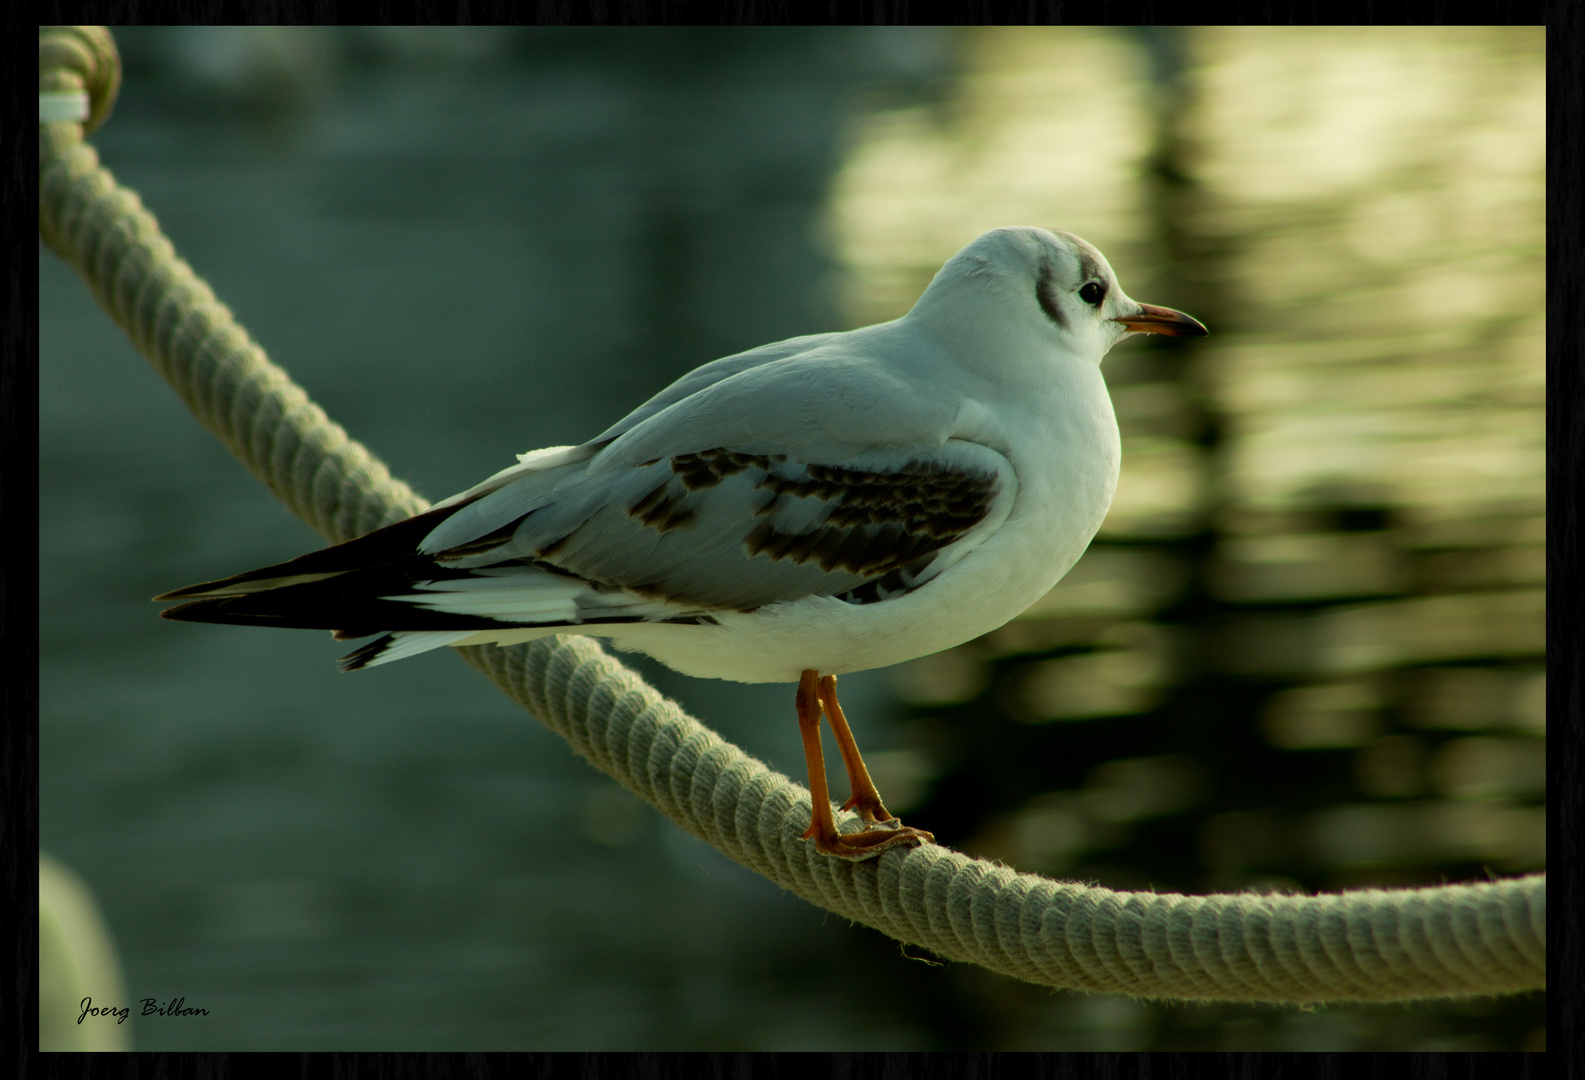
[{"x1": 156, "y1": 226, "x2": 1206, "y2": 859}]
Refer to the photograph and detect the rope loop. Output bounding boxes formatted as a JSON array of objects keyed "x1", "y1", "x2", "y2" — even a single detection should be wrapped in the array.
[{"x1": 39, "y1": 26, "x2": 120, "y2": 135}]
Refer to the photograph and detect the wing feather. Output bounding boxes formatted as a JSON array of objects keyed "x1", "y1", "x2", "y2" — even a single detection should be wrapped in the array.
[
  {"x1": 156, "y1": 323, "x2": 1015, "y2": 669},
  {"x1": 441, "y1": 440, "x2": 1012, "y2": 613}
]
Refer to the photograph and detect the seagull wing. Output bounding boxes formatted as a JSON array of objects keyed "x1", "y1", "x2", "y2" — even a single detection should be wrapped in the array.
[
  {"x1": 414, "y1": 342, "x2": 1013, "y2": 611},
  {"x1": 426, "y1": 438, "x2": 1013, "y2": 613},
  {"x1": 156, "y1": 328, "x2": 1015, "y2": 667}
]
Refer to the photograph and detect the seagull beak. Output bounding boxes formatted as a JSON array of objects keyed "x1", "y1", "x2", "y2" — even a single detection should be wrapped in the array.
[{"x1": 1113, "y1": 303, "x2": 1208, "y2": 337}]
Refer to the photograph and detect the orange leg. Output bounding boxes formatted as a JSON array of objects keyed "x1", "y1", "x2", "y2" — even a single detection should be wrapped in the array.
[
  {"x1": 796, "y1": 669, "x2": 934, "y2": 860},
  {"x1": 796, "y1": 670, "x2": 841, "y2": 847},
  {"x1": 818, "y1": 675, "x2": 898, "y2": 825}
]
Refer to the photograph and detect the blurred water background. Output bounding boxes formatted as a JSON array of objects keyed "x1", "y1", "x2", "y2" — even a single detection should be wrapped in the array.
[{"x1": 39, "y1": 27, "x2": 1544, "y2": 1050}]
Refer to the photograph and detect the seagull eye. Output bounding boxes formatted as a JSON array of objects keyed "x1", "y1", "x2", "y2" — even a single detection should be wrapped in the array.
[{"x1": 1079, "y1": 282, "x2": 1106, "y2": 306}]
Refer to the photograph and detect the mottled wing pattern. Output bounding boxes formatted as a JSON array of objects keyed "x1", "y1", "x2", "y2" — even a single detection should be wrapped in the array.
[
  {"x1": 432, "y1": 442, "x2": 1009, "y2": 613},
  {"x1": 157, "y1": 440, "x2": 1010, "y2": 670}
]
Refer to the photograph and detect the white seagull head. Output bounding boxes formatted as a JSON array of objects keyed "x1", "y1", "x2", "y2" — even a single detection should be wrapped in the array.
[{"x1": 906, "y1": 226, "x2": 1207, "y2": 370}]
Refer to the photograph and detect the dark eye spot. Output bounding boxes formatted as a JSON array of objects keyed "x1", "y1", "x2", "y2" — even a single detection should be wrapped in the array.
[{"x1": 1079, "y1": 281, "x2": 1106, "y2": 306}]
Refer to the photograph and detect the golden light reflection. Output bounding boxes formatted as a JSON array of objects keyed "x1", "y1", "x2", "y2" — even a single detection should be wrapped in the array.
[
  {"x1": 835, "y1": 26, "x2": 1544, "y2": 896},
  {"x1": 831, "y1": 27, "x2": 1157, "y2": 329}
]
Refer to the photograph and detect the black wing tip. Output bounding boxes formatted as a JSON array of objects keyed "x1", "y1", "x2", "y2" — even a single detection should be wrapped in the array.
[
  {"x1": 152, "y1": 567, "x2": 315, "y2": 603},
  {"x1": 150, "y1": 497, "x2": 487, "y2": 606},
  {"x1": 154, "y1": 583, "x2": 227, "y2": 603},
  {"x1": 156, "y1": 595, "x2": 301, "y2": 627},
  {"x1": 158, "y1": 597, "x2": 226, "y2": 623}
]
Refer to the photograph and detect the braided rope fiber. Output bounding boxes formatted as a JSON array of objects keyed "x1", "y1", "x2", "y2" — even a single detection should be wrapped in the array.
[{"x1": 39, "y1": 26, "x2": 1545, "y2": 1004}]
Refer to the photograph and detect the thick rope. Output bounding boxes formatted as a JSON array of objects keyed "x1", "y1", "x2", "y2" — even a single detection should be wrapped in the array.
[{"x1": 39, "y1": 26, "x2": 1545, "y2": 1004}]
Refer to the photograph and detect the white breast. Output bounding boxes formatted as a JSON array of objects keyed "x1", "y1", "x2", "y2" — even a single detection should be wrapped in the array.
[{"x1": 600, "y1": 362, "x2": 1121, "y2": 684}]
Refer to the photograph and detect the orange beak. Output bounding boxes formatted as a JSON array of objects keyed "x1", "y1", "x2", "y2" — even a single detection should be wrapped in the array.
[{"x1": 1113, "y1": 303, "x2": 1208, "y2": 337}]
